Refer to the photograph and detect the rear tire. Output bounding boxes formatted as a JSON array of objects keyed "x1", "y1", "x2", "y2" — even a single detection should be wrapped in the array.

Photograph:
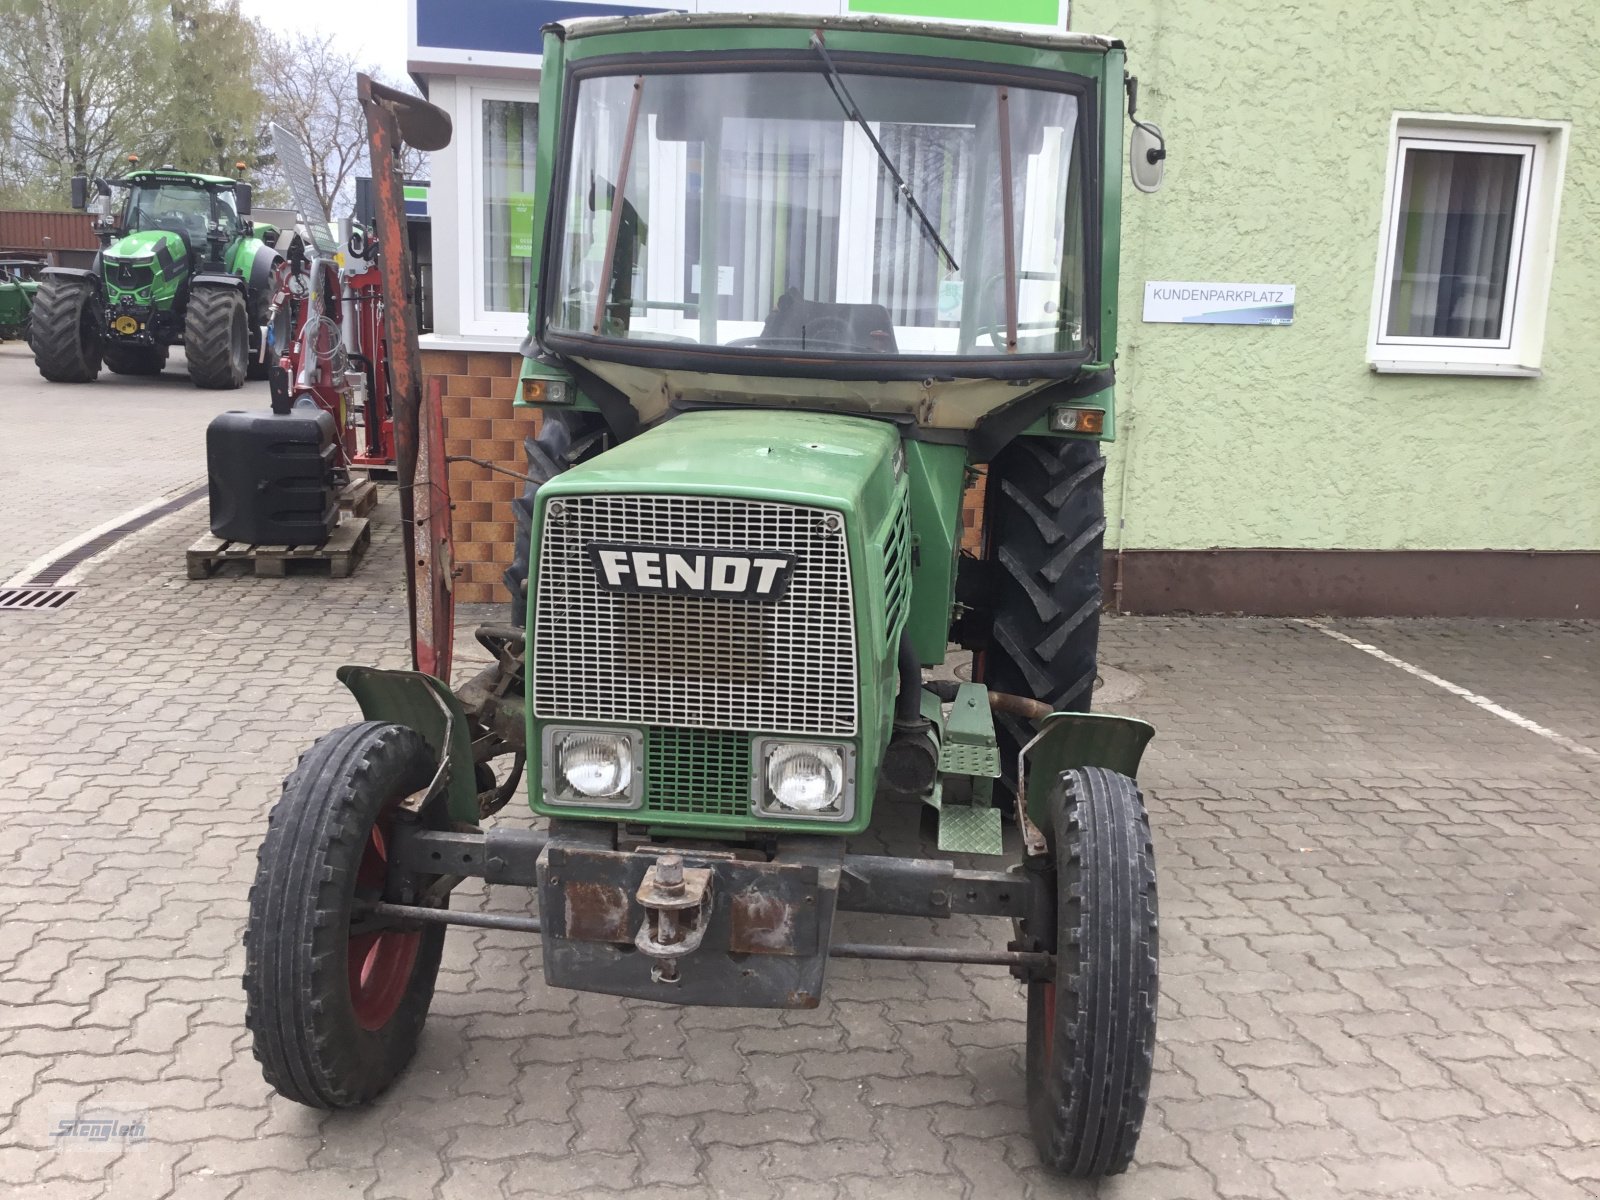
[
  {"x1": 504, "y1": 410, "x2": 608, "y2": 625},
  {"x1": 185, "y1": 286, "x2": 248, "y2": 389},
  {"x1": 103, "y1": 343, "x2": 167, "y2": 376},
  {"x1": 1024, "y1": 766, "x2": 1158, "y2": 1176},
  {"x1": 979, "y1": 437, "x2": 1105, "y2": 778},
  {"x1": 30, "y1": 278, "x2": 102, "y2": 382},
  {"x1": 243, "y1": 721, "x2": 444, "y2": 1109}
]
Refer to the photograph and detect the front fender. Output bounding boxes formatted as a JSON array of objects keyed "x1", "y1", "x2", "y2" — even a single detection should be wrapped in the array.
[
  {"x1": 337, "y1": 665, "x2": 480, "y2": 826},
  {"x1": 190, "y1": 272, "x2": 246, "y2": 291},
  {"x1": 1021, "y1": 711, "x2": 1156, "y2": 829}
]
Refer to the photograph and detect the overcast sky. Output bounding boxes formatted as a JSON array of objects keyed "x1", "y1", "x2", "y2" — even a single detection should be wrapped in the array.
[{"x1": 239, "y1": 0, "x2": 412, "y2": 83}]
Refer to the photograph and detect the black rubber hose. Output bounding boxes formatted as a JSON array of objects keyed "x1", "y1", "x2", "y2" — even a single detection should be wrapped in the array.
[{"x1": 895, "y1": 630, "x2": 923, "y2": 728}]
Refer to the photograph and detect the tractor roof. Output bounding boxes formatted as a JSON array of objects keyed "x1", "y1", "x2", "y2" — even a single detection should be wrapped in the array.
[
  {"x1": 119, "y1": 169, "x2": 239, "y2": 187},
  {"x1": 550, "y1": 11, "x2": 1122, "y2": 54}
]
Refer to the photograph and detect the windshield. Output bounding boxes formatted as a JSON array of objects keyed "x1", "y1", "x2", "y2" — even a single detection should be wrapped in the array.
[
  {"x1": 547, "y1": 64, "x2": 1089, "y2": 360},
  {"x1": 125, "y1": 183, "x2": 234, "y2": 243}
]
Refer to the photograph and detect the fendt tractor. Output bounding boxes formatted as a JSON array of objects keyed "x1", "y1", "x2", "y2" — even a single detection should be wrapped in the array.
[
  {"x1": 244, "y1": 14, "x2": 1169, "y2": 1176},
  {"x1": 31, "y1": 164, "x2": 283, "y2": 387}
]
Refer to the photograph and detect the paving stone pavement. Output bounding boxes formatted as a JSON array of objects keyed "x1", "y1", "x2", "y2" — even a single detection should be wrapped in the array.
[
  {"x1": 2, "y1": 442, "x2": 1599, "y2": 1197},
  {"x1": 0, "y1": 342, "x2": 264, "y2": 581}
]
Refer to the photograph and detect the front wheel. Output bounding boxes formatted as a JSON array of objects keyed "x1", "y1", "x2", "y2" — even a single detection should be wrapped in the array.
[
  {"x1": 184, "y1": 286, "x2": 249, "y2": 389},
  {"x1": 30, "y1": 278, "x2": 102, "y2": 382},
  {"x1": 243, "y1": 722, "x2": 444, "y2": 1109},
  {"x1": 1024, "y1": 766, "x2": 1158, "y2": 1176}
]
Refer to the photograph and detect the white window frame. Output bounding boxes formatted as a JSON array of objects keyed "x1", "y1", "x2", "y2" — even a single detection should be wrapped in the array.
[
  {"x1": 457, "y1": 79, "x2": 541, "y2": 338},
  {"x1": 1368, "y1": 113, "x2": 1569, "y2": 377}
]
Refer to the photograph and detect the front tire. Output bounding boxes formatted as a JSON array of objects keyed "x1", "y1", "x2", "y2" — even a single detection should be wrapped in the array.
[
  {"x1": 185, "y1": 286, "x2": 249, "y2": 389},
  {"x1": 103, "y1": 343, "x2": 167, "y2": 376},
  {"x1": 243, "y1": 722, "x2": 444, "y2": 1109},
  {"x1": 30, "y1": 278, "x2": 102, "y2": 382},
  {"x1": 1024, "y1": 766, "x2": 1158, "y2": 1176}
]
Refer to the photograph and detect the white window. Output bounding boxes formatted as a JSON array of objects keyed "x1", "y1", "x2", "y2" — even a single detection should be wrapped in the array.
[{"x1": 1369, "y1": 114, "x2": 1569, "y2": 376}]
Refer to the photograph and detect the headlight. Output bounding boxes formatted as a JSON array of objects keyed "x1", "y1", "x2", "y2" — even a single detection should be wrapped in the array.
[
  {"x1": 753, "y1": 739, "x2": 856, "y2": 821},
  {"x1": 541, "y1": 726, "x2": 642, "y2": 808}
]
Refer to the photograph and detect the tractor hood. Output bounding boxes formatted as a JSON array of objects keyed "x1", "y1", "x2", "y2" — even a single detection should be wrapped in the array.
[
  {"x1": 543, "y1": 409, "x2": 902, "y2": 532},
  {"x1": 103, "y1": 229, "x2": 187, "y2": 273}
]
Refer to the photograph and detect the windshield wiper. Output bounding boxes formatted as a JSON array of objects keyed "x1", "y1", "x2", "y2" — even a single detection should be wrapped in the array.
[{"x1": 809, "y1": 31, "x2": 959, "y2": 274}]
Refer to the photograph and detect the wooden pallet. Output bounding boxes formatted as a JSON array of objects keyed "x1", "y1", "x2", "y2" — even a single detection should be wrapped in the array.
[
  {"x1": 339, "y1": 479, "x2": 378, "y2": 518},
  {"x1": 186, "y1": 518, "x2": 371, "y2": 580}
]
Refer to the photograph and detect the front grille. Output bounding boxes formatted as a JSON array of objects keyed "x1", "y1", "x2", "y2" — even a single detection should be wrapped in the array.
[
  {"x1": 532, "y1": 493, "x2": 858, "y2": 736},
  {"x1": 646, "y1": 728, "x2": 751, "y2": 817},
  {"x1": 109, "y1": 262, "x2": 153, "y2": 290}
]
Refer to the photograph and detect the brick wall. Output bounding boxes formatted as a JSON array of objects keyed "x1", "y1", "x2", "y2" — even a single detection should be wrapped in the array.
[{"x1": 422, "y1": 349, "x2": 539, "y2": 606}]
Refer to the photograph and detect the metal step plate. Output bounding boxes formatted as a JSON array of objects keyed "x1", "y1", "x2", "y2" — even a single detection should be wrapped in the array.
[{"x1": 937, "y1": 804, "x2": 1004, "y2": 856}]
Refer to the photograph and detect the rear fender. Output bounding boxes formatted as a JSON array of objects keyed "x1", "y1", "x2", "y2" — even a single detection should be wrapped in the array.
[
  {"x1": 337, "y1": 665, "x2": 480, "y2": 826},
  {"x1": 1020, "y1": 712, "x2": 1155, "y2": 833}
]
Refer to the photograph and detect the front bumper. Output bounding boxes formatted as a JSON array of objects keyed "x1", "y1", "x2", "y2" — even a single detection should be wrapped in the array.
[{"x1": 384, "y1": 820, "x2": 1044, "y2": 1010}]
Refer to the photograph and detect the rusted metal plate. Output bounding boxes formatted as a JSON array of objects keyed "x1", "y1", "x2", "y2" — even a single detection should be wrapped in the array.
[
  {"x1": 563, "y1": 880, "x2": 632, "y2": 943},
  {"x1": 729, "y1": 886, "x2": 811, "y2": 956}
]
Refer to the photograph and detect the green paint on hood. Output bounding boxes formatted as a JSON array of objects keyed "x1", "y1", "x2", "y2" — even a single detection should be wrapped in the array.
[
  {"x1": 548, "y1": 410, "x2": 902, "y2": 527},
  {"x1": 103, "y1": 229, "x2": 186, "y2": 263}
]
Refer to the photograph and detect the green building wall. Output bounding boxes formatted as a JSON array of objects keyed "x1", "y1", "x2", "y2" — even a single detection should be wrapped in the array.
[{"x1": 1073, "y1": 0, "x2": 1597, "y2": 613}]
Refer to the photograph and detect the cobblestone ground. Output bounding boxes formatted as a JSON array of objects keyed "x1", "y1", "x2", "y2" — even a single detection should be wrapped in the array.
[
  {"x1": 0, "y1": 342, "x2": 262, "y2": 581},
  {"x1": 1, "y1": 374, "x2": 1598, "y2": 1197}
]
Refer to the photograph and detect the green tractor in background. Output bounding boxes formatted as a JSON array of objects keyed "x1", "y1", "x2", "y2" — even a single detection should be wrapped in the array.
[
  {"x1": 0, "y1": 259, "x2": 43, "y2": 341},
  {"x1": 31, "y1": 165, "x2": 285, "y2": 387}
]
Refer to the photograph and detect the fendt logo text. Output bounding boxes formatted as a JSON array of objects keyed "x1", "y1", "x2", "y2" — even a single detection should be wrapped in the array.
[{"x1": 587, "y1": 543, "x2": 797, "y2": 601}]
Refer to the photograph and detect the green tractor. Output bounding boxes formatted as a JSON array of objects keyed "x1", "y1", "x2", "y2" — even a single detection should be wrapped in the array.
[
  {"x1": 245, "y1": 15, "x2": 1168, "y2": 1177},
  {"x1": 0, "y1": 258, "x2": 43, "y2": 341},
  {"x1": 31, "y1": 166, "x2": 284, "y2": 387}
]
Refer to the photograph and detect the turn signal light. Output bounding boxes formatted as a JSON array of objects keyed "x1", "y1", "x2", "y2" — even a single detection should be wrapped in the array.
[
  {"x1": 1049, "y1": 406, "x2": 1105, "y2": 434},
  {"x1": 521, "y1": 378, "x2": 570, "y2": 404}
]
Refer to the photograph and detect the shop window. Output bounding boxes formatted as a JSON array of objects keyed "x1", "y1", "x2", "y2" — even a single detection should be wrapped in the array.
[
  {"x1": 1369, "y1": 116, "x2": 1568, "y2": 376},
  {"x1": 482, "y1": 97, "x2": 538, "y2": 316}
]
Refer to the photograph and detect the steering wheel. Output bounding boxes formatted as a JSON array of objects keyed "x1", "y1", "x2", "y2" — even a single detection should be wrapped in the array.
[{"x1": 727, "y1": 316, "x2": 859, "y2": 352}]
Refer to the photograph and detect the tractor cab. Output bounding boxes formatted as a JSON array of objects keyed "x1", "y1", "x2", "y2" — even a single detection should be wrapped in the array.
[{"x1": 91, "y1": 170, "x2": 253, "y2": 269}]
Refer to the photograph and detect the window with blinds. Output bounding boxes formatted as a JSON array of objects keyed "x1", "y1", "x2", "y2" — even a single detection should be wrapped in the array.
[{"x1": 1369, "y1": 117, "x2": 1569, "y2": 376}]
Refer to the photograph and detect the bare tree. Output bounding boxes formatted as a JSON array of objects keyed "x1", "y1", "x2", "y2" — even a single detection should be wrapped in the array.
[
  {"x1": 258, "y1": 30, "x2": 428, "y2": 220},
  {"x1": 0, "y1": 0, "x2": 174, "y2": 200}
]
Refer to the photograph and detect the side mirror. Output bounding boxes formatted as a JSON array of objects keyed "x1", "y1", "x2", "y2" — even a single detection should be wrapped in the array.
[
  {"x1": 1130, "y1": 123, "x2": 1166, "y2": 194},
  {"x1": 235, "y1": 182, "x2": 253, "y2": 216},
  {"x1": 70, "y1": 175, "x2": 88, "y2": 210}
]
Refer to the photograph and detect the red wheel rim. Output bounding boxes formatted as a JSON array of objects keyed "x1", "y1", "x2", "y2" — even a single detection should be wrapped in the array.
[
  {"x1": 347, "y1": 817, "x2": 420, "y2": 1030},
  {"x1": 1042, "y1": 981, "x2": 1057, "y2": 1068}
]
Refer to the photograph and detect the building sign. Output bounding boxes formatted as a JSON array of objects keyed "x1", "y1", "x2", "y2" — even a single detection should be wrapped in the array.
[
  {"x1": 1143, "y1": 281, "x2": 1296, "y2": 326},
  {"x1": 411, "y1": 0, "x2": 1066, "y2": 71}
]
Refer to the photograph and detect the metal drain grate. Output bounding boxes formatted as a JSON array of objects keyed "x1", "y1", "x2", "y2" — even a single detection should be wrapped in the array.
[{"x1": 0, "y1": 587, "x2": 76, "y2": 611}]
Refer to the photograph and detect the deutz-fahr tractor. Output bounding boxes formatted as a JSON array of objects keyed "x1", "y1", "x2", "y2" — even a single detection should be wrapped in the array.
[
  {"x1": 245, "y1": 15, "x2": 1168, "y2": 1177},
  {"x1": 31, "y1": 166, "x2": 283, "y2": 387}
]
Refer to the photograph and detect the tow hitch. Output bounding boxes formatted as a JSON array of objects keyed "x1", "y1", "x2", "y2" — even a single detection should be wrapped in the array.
[{"x1": 634, "y1": 853, "x2": 713, "y2": 983}]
